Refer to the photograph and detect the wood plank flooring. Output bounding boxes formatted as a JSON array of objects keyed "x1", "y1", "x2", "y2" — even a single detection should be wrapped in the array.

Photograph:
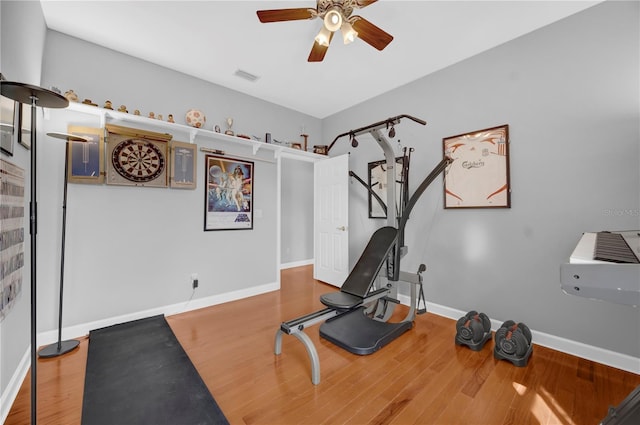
[{"x1": 5, "y1": 265, "x2": 640, "y2": 424}]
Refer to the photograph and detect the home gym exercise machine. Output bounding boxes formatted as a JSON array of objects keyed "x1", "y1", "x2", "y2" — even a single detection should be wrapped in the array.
[{"x1": 274, "y1": 114, "x2": 451, "y2": 384}]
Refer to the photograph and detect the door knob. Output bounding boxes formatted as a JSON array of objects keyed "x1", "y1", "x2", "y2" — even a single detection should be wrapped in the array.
[{"x1": 337, "y1": 226, "x2": 346, "y2": 231}]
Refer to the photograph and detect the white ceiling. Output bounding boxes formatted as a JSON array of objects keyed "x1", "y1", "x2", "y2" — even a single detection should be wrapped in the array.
[{"x1": 39, "y1": 0, "x2": 601, "y2": 119}]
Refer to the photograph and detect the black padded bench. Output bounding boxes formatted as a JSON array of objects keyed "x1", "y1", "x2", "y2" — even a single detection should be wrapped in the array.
[
  {"x1": 317, "y1": 226, "x2": 414, "y2": 355},
  {"x1": 319, "y1": 226, "x2": 398, "y2": 310}
]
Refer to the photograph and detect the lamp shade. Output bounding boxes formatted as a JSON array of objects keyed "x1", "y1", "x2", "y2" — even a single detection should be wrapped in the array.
[
  {"x1": 341, "y1": 21, "x2": 358, "y2": 44},
  {"x1": 315, "y1": 26, "x2": 332, "y2": 47},
  {"x1": 324, "y1": 8, "x2": 343, "y2": 32}
]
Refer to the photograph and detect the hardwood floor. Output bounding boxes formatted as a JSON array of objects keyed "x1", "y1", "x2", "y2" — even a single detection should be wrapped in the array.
[{"x1": 5, "y1": 265, "x2": 640, "y2": 424}]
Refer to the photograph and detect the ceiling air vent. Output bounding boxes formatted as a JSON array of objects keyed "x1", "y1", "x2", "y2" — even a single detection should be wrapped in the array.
[{"x1": 233, "y1": 69, "x2": 260, "y2": 82}]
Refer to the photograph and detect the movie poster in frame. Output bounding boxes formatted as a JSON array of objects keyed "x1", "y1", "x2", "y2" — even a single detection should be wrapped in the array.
[
  {"x1": 67, "y1": 126, "x2": 105, "y2": 184},
  {"x1": 204, "y1": 154, "x2": 253, "y2": 231},
  {"x1": 443, "y1": 124, "x2": 510, "y2": 209},
  {"x1": 105, "y1": 124, "x2": 171, "y2": 188},
  {"x1": 170, "y1": 140, "x2": 197, "y2": 189}
]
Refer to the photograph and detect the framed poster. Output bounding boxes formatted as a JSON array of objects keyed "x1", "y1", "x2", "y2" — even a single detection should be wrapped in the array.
[
  {"x1": 105, "y1": 124, "x2": 171, "y2": 187},
  {"x1": 17, "y1": 102, "x2": 31, "y2": 150},
  {"x1": 0, "y1": 159, "x2": 25, "y2": 320},
  {"x1": 204, "y1": 154, "x2": 253, "y2": 231},
  {"x1": 443, "y1": 124, "x2": 510, "y2": 208},
  {"x1": 368, "y1": 156, "x2": 407, "y2": 219},
  {"x1": 0, "y1": 96, "x2": 15, "y2": 156},
  {"x1": 170, "y1": 140, "x2": 197, "y2": 189},
  {"x1": 67, "y1": 126, "x2": 105, "y2": 184}
]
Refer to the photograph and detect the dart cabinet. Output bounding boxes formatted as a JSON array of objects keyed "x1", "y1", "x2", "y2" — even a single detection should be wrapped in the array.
[{"x1": 105, "y1": 124, "x2": 172, "y2": 187}]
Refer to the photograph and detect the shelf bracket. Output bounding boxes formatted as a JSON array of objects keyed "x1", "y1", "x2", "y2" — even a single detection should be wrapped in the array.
[
  {"x1": 189, "y1": 128, "x2": 198, "y2": 143},
  {"x1": 251, "y1": 141, "x2": 261, "y2": 155}
]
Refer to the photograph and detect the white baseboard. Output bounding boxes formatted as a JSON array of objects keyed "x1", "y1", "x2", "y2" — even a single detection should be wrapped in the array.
[
  {"x1": 280, "y1": 259, "x2": 314, "y2": 269},
  {"x1": 0, "y1": 348, "x2": 30, "y2": 424},
  {"x1": 1, "y1": 281, "x2": 279, "y2": 422},
  {"x1": 37, "y1": 281, "x2": 280, "y2": 347},
  {"x1": 398, "y1": 293, "x2": 640, "y2": 375}
]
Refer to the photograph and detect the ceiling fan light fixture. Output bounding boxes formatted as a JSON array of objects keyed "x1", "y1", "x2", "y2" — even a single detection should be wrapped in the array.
[
  {"x1": 324, "y1": 8, "x2": 343, "y2": 32},
  {"x1": 341, "y1": 21, "x2": 358, "y2": 44},
  {"x1": 315, "y1": 26, "x2": 332, "y2": 46}
]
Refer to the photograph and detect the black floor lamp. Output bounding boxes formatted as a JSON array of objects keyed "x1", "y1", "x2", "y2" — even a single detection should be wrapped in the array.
[
  {"x1": 37, "y1": 132, "x2": 88, "y2": 358},
  {"x1": 0, "y1": 81, "x2": 68, "y2": 425}
]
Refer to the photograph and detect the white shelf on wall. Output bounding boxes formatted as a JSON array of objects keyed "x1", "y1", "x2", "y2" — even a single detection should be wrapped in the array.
[{"x1": 64, "y1": 101, "x2": 325, "y2": 162}]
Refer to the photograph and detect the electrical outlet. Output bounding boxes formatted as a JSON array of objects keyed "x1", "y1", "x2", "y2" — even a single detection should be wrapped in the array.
[
  {"x1": 192, "y1": 279, "x2": 199, "y2": 289},
  {"x1": 191, "y1": 273, "x2": 199, "y2": 289}
]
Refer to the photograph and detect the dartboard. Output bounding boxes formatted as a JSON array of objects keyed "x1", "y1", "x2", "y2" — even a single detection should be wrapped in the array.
[{"x1": 111, "y1": 138, "x2": 165, "y2": 182}]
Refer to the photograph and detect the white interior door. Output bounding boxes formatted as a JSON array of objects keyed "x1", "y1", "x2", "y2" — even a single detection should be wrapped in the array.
[{"x1": 314, "y1": 154, "x2": 349, "y2": 287}]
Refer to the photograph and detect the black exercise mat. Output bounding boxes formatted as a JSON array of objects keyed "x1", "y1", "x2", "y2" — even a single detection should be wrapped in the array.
[{"x1": 81, "y1": 314, "x2": 229, "y2": 425}]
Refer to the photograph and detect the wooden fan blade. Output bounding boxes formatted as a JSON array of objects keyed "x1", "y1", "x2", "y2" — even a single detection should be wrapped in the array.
[
  {"x1": 351, "y1": 16, "x2": 393, "y2": 50},
  {"x1": 354, "y1": 0, "x2": 378, "y2": 9},
  {"x1": 308, "y1": 32, "x2": 334, "y2": 62},
  {"x1": 257, "y1": 8, "x2": 315, "y2": 23}
]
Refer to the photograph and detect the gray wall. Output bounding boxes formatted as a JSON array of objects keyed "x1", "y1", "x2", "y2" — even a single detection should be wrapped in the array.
[
  {"x1": 36, "y1": 31, "x2": 319, "y2": 326},
  {"x1": 324, "y1": 0, "x2": 639, "y2": 357},
  {"x1": 0, "y1": 0, "x2": 48, "y2": 403}
]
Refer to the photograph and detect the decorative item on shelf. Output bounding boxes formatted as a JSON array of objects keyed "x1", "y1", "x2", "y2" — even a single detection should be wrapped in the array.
[
  {"x1": 133, "y1": 109, "x2": 141, "y2": 116},
  {"x1": 237, "y1": 134, "x2": 251, "y2": 140},
  {"x1": 301, "y1": 134, "x2": 309, "y2": 151},
  {"x1": 64, "y1": 89, "x2": 78, "y2": 102},
  {"x1": 214, "y1": 124, "x2": 221, "y2": 133},
  {"x1": 265, "y1": 133, "x2": 271, "y2": 143},
  {"x1": 224, "y1": 117, "x2": 234, "y2": 136},
  {"x1": 118, "y1": 105, "x2": 128, "y2": 113},
  {"x1": 185, "y1": 109, "x2": 206, "y2": 128},
  {"x1": 291, "y1": 142, "x2": 302, "y2": 150},
  {"x1": 168, "y1": 114, "x2": 175, "y2": 123},
  {"x1": 157, "y1": 114, "x2": 163, "y2": 121},
  {"x1": 50, "y1": 86, "x2": 61, "y2": 94},
  {"x1": 81, "y1": 98, "x2": 97, "y2": 107},
  {"x1": 148, "y1": 112, "x2": 155, "y2": 119},
  {"x1": 103, "y1": 100, "x2": 113, "y2": 110},
  {"x1": 313, "y1": 145, "x2": 328, "y2": 155}
]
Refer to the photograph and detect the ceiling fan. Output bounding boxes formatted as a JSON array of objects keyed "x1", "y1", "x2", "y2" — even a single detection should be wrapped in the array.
[{"x1": 256, "y1": 0, "x2": 393, "y2": 62}]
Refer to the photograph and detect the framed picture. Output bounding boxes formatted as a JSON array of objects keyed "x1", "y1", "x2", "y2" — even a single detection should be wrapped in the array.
[
  {"x1": 67, "y1": 126, "x2": 105, "y2": 184},
  {"x1": 0, "y1": 96, "x2": 15, "y2": 156},
  {"x1": 0, "y1": 158, "x2": 25, "y2": 320},
  {"x1": 204, "y1": 154, "x2": 253, "y2": 231},
  {"x1": 443, "y1": 124, "x2": 510, "y2": 208},
  {"x1": 368, "y1": 156, "x2": 407, "y2": 219},
  {"x1": 170, "y1": 140, "x2": 197, "y2": 189},
  {"x1": 17, "y1": 103, "x2": 31, "y2": 150},
  {"x1": 105, "y1": 124, "x2": 171, "y2": 187}
]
